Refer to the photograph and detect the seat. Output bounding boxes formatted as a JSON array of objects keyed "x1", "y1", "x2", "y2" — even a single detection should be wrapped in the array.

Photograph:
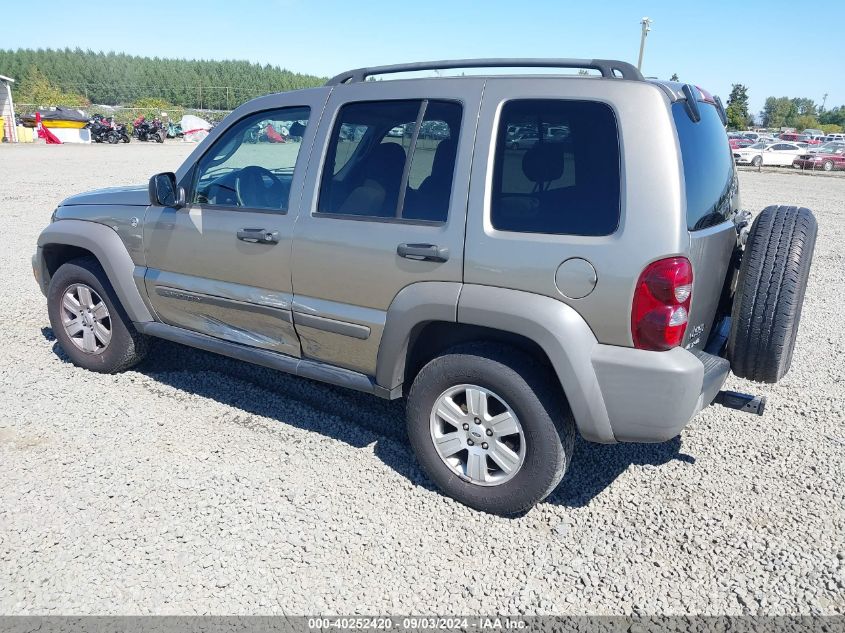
[
  {"x1": 404, "y1": 139, "x2": 456, "y2": 221},
  {"x1": 521, "y1": 141, "x2": 566, "y2": 192},
  {"x1": 338, "y1": 143, "x2": 407, "y2": 216}
]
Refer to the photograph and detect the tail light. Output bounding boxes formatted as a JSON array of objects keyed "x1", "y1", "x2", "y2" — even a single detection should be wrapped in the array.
[{"x1": 632, "y1": 257, "x2": 693, "y2": 351}]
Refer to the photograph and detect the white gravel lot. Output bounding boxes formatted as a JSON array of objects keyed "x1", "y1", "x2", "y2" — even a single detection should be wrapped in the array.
[{"x1": 0, "y1": 143, "x2": 843, "y2": 615}]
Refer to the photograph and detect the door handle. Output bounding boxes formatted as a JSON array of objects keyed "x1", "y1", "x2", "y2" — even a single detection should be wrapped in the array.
[
  {"x1": 237, "y1": 228, "x2": 280, "y2": 244},
  {"x1": 397, "y1": 243, "x2": 449, "y2": 263}
]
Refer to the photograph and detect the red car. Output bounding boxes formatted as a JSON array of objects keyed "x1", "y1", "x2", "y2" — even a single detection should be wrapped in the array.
[
  {"x1": 792, "y1": 150, "x2": 845, "y2": 172},
  {"x1": 729, "y1": 137, "x2": 755, "y2": 150}
]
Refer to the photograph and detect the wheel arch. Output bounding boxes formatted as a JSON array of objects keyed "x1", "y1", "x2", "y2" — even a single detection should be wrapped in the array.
[
  {"x1": 375, "y1": 282, "x2": 616, "y2": 443},
  {"x1": 36, "y1": 220, "x2": 154, "y2": 323}
]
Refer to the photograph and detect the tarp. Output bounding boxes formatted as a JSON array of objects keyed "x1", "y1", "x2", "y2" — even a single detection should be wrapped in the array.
[
  {"x1": 179, "y1": 114, "x2": 211, "y2": 133},
  {"x1": 21, "y1": 107, "x2": 88, "y2": 127},
  {"x1": 182, "y1": 129, "x2": 209, "y2": 143}
]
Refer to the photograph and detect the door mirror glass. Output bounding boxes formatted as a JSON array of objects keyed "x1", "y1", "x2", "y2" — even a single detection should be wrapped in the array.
[{"x1": 149, "y1": 172, "x2": 185, "y2": 208}]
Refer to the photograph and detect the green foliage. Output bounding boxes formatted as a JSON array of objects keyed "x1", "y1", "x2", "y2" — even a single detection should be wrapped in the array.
[
  {"x1": 820, "y1": 123, "x2": 843, "y2": 134},
  {"x1": 759, "y1": 96, "x2": 828, "y2": 130},
  {"x1": 669, "y1": 73, "x2": 679, "y2": 81},
  {"x1": 15, "y1": 65, "x2": 89, "y2": 107},
  {"x1": 761, "y1": 97, "x2": 796, "y2": 129},
  {"x1": 819, "y1": 106, "x2": 845, "y2": 129},
  {"x1": 0, "y1": 47, "x2": 324, "y2": 109},
  {"x1": 725, "y1": 84, "x2": 750, "y2": 130},
  {"x1": 793, "y1": 115, "x2": 820, "y2": 132}
]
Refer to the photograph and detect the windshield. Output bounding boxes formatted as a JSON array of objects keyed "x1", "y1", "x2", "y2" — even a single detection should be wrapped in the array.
[{"x1": 749, "y1": 143, "x2": 768, "y2": 150}]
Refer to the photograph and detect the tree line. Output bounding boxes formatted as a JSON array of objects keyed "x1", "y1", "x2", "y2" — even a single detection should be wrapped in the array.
[
  {"x1": 1, "y1": 48, "x2": 324, "y2": 110},
  {"x1": 724, "y1": 83, "x2": 843, "y2": 132}
]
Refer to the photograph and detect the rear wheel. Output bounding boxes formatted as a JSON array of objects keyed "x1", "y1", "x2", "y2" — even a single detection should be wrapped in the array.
[
  {"x1": 728, "y1": 205, "x2": 817, "y2": 383},
  {"x1": 108, "y1": 133, "x2": 119, "y2": 144},
  {"x1": 823, "y1": 160, "x2": 834, "y2": 172},
  {"x1": 155, "y1": 131, "x2": 165, "y2": 143},
  {"x1": 47, "y1": 257, "x2": 149, "y2": 373},
  {"x1": 406, "y1": 343, "x2": 575, "y2": 515}
]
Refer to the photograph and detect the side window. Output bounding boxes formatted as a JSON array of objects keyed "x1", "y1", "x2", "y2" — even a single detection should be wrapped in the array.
[
  {"x1": 192, "y1": 106, "x2": 310, "y2": 212},
  {"x1": 491, "y1": 99, "x2": 620, "y2": 236},
  {"x1": 318, "y1": 99, "x2": 462, "y2": 223}
]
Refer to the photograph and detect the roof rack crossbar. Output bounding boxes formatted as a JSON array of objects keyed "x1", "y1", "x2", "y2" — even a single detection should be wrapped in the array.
[{"x1": 325, "y1": 58, "x2": 644, "y2": 86}]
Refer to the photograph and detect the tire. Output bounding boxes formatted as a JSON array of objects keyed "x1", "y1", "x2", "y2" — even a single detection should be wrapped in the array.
[
  {"x1": 47, "y1": 257, "x2": 149, "y2": 374},
  {"x1": 107, "y1": 133, "x2": 119, "y2": 144},
  {"x1": 406, "y1": 343, "x2": 576, "y2": 515},
  {"x1": 122, "y1": 134, "x2": 130, "y2": 143},
  {"x1": 728, "y1": 205, "x2": 817, "y2": 383},
  {"x1": 155, "y1": 131, "x2": 164, "y2": 143},
  {"x1": 752, "y1": 155, "x2": 763, "y2": 167},
  {"x1": 823, "y1": 160, "x2": 834, "y2": 172}
]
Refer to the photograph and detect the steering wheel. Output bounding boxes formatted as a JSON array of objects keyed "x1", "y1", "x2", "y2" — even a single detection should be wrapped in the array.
[{"x1": 235, "y1": 165, "x2": 283, "y2": 209}]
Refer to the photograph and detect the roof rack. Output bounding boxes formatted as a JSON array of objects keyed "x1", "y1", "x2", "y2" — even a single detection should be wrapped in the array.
[{"x1": 325, "y1": 58, "x2": 644, "y2": 86}]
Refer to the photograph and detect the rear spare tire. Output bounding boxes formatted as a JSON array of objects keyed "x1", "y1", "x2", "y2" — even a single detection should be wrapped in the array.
[{"x1": 728, "y1": 205, "x2": 817, "y2": 383}]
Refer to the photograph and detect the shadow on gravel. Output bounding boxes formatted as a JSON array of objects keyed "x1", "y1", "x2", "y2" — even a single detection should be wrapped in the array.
[
  {"x1": 43, "y1": 330, "x2": 434, "y2": 491},
  {"x1": 43, "y1": 329, "x2": 695, "y2": 509},
  {"x1": 547, "y1": 437, "x2": 695, "y2": 508}
]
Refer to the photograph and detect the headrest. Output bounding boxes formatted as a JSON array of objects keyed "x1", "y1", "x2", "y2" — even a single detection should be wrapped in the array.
[
  {"x1": 521, "y1": 142, "x2": 566, "y2": 183},
  {"x1": 366, "y1": 142, "x2": 407, "y2": 180}
]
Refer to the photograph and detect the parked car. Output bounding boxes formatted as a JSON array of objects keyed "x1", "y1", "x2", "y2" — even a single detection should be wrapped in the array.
[
  {"x1": 793, "y1": 146, "x2": 845, "y2": 171},
  {"x1": 508, "y1": 132, "x2": 540, "y2": 149},
  {"x1": 32, "y1": 58, "x2": 817, "y2": 515},
  {"x1": 734, "y1": 142, "x2": 805, "y2": 167},
  {"x1": 808, "y1": 141, "x2": 845, "y2": 154},
  {"x1": 802, "y1": 128, "x2": 825, "y2": 137},
  {"x1": 728, "y1": 137, "x2": 755, "y2": 150},
  {"x1": 824, "y1": 133, "x2": 845, "y2": 143}
]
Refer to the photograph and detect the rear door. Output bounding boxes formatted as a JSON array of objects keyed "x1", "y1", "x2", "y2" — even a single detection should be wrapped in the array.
[
  {"x1": 143, "y1": 89, "x2": 329, "y2": 356},
  {"x1": 290, "y1": 78, "x2": 484, "y2": 375}
]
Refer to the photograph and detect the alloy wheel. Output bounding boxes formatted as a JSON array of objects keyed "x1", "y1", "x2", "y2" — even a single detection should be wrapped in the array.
[
  {"x1": 60, "y1": 284, "x2": 112, "y2": 354},
  {"x1": 429, "y1": 384, "x2": 526, "y2": 486}
]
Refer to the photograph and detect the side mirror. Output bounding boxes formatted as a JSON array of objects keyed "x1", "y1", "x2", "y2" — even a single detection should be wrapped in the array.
[{"x1": 149, "y1": 172, "x2": 186, "y2": 208}]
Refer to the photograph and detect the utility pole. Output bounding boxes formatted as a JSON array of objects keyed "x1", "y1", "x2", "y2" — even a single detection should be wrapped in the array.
[
  {"x1": 637, "y1": 17, "x2": 652, "y2": 73},
  {"x1": 821, "y1": 93, "x2": 828, "y2": 112}
]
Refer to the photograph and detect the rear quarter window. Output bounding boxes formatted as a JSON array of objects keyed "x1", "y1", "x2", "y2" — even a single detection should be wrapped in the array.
[
  {"x1": 673, "y1": 102, "x2": 734, "y2": 231},
  {"x1": 491, "y1": 99, "x2": 620, "y2": 236}
]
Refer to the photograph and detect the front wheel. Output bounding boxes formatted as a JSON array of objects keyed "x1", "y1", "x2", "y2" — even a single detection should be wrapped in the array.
[
  {"x1": 406, "y1": 343, "x2": 575, "y2": 515},
  {"x1": 823, "y1": 160, "x2": 834, "y2": 172},
  {"x1": 121, "y1": 134, "x2": 130, "y2": 143},
  {"x1": 47, "y1": 257, "x2": 149, "y2": 373}
]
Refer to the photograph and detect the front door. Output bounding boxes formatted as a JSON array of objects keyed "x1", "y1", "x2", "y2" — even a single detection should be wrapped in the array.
[
  {"x1": 143, "y1": 91, "x2": 329, "y2": 356},
  {"x1": 290, "y1": 79, "x2": 484, "y2": 375}
]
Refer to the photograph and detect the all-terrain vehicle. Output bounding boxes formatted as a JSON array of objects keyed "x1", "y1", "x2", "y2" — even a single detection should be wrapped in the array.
[{"x1": 33, "y1": 59, "x2": 817, "y2": 514}]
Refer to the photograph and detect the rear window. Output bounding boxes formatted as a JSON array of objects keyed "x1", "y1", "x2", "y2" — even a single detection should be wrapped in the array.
[
  {"x1": 491, "y1": 99, "x2": 620, "y2": 236},
  {"x1": 673, "y1": 102, "x2": 734, "y2": 231}
]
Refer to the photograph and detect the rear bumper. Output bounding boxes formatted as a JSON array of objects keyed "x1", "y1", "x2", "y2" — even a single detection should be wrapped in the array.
[{"x1": 591, "y1": 345, "x2": 730, "y2": 443}]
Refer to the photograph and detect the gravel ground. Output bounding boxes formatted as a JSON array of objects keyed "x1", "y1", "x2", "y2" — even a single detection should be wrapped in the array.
[{"x1": 0, "y1": 143, "x2": 843, "y2": 615}]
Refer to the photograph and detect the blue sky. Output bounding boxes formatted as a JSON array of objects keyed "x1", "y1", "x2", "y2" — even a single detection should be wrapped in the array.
[{"x1": 6, "y1": 0, "x2": 842, "y2": 114}]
